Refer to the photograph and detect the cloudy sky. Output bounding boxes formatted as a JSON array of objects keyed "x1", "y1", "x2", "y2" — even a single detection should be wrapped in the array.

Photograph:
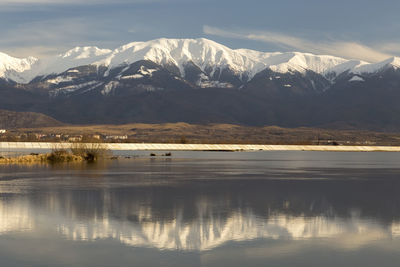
[{"x1": 1, "y1": 0, "x2": 399, "y2": 62}]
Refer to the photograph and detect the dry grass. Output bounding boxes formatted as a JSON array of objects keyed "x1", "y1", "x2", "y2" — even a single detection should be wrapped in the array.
[
  {"x1": 0, "y1": 142, "x2": 111, "y2": 165},
  {"x1": 13, "y1": 122, "x2": 400, "y2": 146},
  {"x1": 47, "y1": 149, "x2": 83, "y2": 163},
  {"x1": 0, "y1": 152, "x2": 83, "y2": 164},
  {"x1": 70, "y1": 142, "x2": 111, "y2": 161},
  {"x1": 0, "y1": 154, "x2": 48, "y2": 164}
]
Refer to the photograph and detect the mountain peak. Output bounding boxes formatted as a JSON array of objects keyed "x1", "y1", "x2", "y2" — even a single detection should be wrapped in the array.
[
  {"x1": 352, "y1": 56, "x2": 400, "y2": 74},
  {"x1": 387, "y1": 57, "x2": 400, "y2": 68},
  {"x1": 96, "y1": 38, "x2": 259, "y2": 77},
  {"x1": 0, "y1": 52, "x2": 38, "y2": 83},
  {"x1": 1, "y1": 38, "x2": 399, "y2": 84},
  {"x1": 60, "y1": 46, "x2": 112, "y2": 60}
]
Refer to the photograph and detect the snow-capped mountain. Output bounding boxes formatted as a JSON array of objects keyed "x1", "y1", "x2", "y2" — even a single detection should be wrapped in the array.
[
  {"x1": 1, "y1": 38, "x2": 400, "y2": 130},
  {"x1": 0, "y1": 52, "x2": 38, "y2": 83},
  {"x1": 0, "y1": 38, "x2": 399, "y2": 84}
]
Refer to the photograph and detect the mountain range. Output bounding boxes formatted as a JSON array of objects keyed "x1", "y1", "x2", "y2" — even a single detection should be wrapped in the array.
[{"x1": 1, "y1": 38, "x2": 400, "y2": 130}]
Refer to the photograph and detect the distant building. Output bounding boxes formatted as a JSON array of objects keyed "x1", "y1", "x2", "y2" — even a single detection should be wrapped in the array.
[
  {"x1": 105, "y1": 135, "x2": 128, "y2": 140},
  {"x1": 35, "y1": 134, "x2": 47, "y2": 139},
  {"x1": 0, "y1": 129, "x2": 6, "y2": 134},
  {"x1": 68, "y1": 135, "x2": 83, "y2": 142}
]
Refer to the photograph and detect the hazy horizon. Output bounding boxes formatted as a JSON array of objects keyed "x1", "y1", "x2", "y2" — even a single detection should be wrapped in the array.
[{"x1": 0, "y1": 0, "x2": 399, "y2": 62}]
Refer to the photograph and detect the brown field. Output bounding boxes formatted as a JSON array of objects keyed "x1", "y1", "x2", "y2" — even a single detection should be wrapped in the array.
[{"x1": 11, "y1": 123, "x2": 400, "y2": 146}]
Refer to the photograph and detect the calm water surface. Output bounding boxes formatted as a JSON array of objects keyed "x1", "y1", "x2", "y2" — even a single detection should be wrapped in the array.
[{"x1": 1, "y1": 151, "x2": 400, "y2": 266}]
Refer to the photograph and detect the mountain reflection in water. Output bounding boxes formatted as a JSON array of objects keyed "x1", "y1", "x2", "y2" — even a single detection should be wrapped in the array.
[{"x1": 0, "y1": 151, "x2": 400, "y2": 266}]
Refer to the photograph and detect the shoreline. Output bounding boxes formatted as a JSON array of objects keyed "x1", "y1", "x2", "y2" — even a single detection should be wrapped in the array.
[
  {"x1": 1, "y1": 142, "x2": 400, "y2": 152},
  {"x1": 0, "y1": 153, "x2": 84, "y2": 164}
]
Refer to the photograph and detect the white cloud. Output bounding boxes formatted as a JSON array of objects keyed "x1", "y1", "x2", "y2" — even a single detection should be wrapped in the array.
[{"x1": 203, "y1": 25, "x2": 394, "y2": 62}]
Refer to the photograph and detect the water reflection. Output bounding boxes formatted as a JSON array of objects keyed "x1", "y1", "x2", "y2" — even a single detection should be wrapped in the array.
[
  {"x1": 55, "y1": 210, "x2": 398, "y2": 251},
  {"x1": 1, "y1": 170, "x2": 400, "y2": 252},
  {"x1": 0, "y1": 197, "x2": 34, "y2": 234},
  {"x1": 1, "y1": 152, "x2": 400, "y2": 267}
]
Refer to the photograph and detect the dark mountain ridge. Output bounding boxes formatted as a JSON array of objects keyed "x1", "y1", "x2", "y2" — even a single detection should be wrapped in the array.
[{"x1": 1, "y1": 38, "x2": 400, "y2": 131}]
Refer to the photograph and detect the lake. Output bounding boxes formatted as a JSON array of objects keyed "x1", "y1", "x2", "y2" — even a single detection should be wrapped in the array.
[{"x1": 0, "y1": 151, "x2": 400, "y2": 266}]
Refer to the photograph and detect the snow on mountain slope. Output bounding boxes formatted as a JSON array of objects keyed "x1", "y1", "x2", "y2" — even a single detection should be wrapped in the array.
[
  {"x1": 94, "y1": 39, "x2": 366, "y2": 79},
  {"x1": 0, "y1": 52, "x2": 38, "y2": 83},
  {"x1": 95, "y1": 38, "x2": 266, "y2": 78},
  {"x1": 235, "y1": 49, "x2": 351, "y2": 76},
  {"x1": 0, "y1": 47, "x2": 111, "y2": 83},
  {"x1": 37, "y1": 46, "x2": 112, "y2": 76},
  {"x1": 17, "y1": 46, "x2": 113, "y2": 82},
  {"x1": 324, "y1": 59, "x2": 368, "y2": 76},
  {"x1": 352, "y1": 57, "x2": 400, "y2": 74},
  {"x1": 1, "y1": 38, "x2": 399, "y2": 84}
]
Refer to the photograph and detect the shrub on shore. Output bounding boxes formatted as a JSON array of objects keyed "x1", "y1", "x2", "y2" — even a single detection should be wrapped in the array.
[
  {"x1": 47, "y1": 149, "x2": 83, "y2": 163},
  {"x1": 70, "y1": 142, "x2": 111, "y2": 162},
  {"x1": 0, "y1": 142, "x2": 112, "y2": 165}
]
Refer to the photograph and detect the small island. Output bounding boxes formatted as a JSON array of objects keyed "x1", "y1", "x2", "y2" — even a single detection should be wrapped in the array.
[
  {"x1": 0, "y1": 151, "x2": 83, "y2": 164},
  {"x1": 0, "y1": 143, "x2": 110, "y2": 164}
]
